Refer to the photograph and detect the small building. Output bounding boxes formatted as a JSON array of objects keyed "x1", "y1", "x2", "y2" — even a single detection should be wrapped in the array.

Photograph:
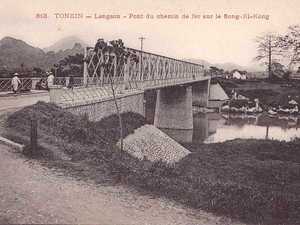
[{"x1": 232, "y1": 71, "x2": 241, "y2": 79}]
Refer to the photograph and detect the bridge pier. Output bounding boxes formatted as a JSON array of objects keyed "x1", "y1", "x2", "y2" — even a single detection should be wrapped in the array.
[
  {"x1": 192, "y1": 79, "x2": 210, "y2": 107},
  {"x1": 154, "y1": 85, "x2": 193, "y2": 130}
]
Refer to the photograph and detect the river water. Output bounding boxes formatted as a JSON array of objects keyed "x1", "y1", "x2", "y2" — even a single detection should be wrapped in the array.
[{"x1": 161, "y1": 112, "x2": 300, "y2": 144}]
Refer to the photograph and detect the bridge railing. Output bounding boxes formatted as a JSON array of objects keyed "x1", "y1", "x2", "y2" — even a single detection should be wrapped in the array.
[
  {"x1": 0, "y1": 76, "x2": 88, "y2": 93},
  {"x1": 0, "y1": 78, "x2": 36, "y2": 92},
  {"x1": 54, "y1": 77, "x2": 85, "y2": 87}
]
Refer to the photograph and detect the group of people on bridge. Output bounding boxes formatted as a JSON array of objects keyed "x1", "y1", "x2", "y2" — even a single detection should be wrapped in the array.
[
  {"x1": 35, "y1": 72, "x2": 55, "y2": 91},
  {"x1": 11, "y1": 71, "x2": 55, "y2": 94}
]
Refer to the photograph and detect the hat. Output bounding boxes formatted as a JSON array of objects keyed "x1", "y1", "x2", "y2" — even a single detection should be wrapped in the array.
[{"x1": 13, "y1": 73, "x2": 19, "y2": 76}]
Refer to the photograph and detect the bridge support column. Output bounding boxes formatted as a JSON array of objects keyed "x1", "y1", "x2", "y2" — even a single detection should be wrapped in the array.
[
  {"x1": 154, "y1": 85, "x2": 193, "y2": 130},
  {"x1": 192, "y1": 79, "x2": 210, "y2": 107}
]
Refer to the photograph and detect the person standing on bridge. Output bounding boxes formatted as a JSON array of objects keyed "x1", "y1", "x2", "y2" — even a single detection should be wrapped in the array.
[
  {"x1": 68, "y1": 75, "x2": 74, "y2": 90},
  {"x1": 47, "y1": 72, "x2": 55, "y2": 90},
  {"x1": 11, "y1": 73, "x2": 21, "y2": 94}
]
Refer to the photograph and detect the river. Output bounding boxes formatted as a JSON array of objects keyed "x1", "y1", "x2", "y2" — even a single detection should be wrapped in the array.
[{"x1": 161, "y1": 112, "x2": 300, "y2": 144}]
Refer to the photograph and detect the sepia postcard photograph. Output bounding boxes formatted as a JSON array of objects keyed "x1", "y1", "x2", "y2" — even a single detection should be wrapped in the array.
[{"x1": 0, "y1": 0, "x2": 299, "y2": 224}]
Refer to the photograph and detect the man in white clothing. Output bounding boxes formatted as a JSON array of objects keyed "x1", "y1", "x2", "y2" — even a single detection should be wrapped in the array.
[
  {"x1": 11, "y1": 73, "x2": 21, "y2": 94},
  {"x1": 47, "y1": 72, "x2": 55, "y2": 90}
]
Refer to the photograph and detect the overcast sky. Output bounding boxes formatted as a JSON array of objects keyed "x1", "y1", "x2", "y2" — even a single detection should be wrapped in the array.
[{"x1": 0, "y1": 0, "x2": 299, "y2": 67}]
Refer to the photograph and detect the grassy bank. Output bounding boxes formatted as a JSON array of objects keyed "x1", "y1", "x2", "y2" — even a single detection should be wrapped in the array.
[{"x1": 4, "y1": 102, "x2": 300, "y2": 225}]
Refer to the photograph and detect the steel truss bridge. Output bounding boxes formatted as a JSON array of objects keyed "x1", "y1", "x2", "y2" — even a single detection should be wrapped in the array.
[
  {"x1": 83, "y1": 47, "x2": 208, "y2": 90},
  {"x1": 0, "y1": 46, "x2": 209, "y2": 108},
  {"x1": 48, "y1": 47, "x2": 209, "y2": 107},
  {"x1": 46, "y1": 46, "x2": 208, "y2": 107},
  {"x1": 0, "y1": 47, "x2": 207, "y2": 93}
]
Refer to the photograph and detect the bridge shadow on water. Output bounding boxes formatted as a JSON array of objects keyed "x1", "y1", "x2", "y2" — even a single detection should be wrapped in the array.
[{"x1": 160, "y1": 113, "x2": 226, "y2": 144}]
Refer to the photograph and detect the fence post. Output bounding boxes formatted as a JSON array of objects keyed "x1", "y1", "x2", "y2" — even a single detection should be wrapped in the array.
[{"x1": 30, "y1": 118, "x2": 38, "y2": 155}]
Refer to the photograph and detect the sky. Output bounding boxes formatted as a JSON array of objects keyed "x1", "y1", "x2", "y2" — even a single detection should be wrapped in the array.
[{"x1": 0, "y1": 0, "x2": 299, "y2": 68}]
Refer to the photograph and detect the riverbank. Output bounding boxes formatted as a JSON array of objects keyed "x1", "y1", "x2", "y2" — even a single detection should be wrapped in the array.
[
  {"x1": 218, "y1": 78, "x2": 300, "y2": 108},
  {"x1": 3, "y1": 102, "x2": 300, "y2": 225}
]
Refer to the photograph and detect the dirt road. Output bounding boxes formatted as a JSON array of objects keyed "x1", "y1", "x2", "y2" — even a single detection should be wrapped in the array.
[{"x1": 0, "y1": 144, "x2": 245, "y2": 225}]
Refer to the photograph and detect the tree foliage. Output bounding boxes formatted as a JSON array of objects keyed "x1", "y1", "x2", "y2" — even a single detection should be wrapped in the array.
[
  {"x1": 254, "y1": 33, "x2": 282, "y2": 79},
  {"x1": 55, "y1": 53, "x2": 84, "y2": 76},
  {"x1": 92, "y1": 38, "x2": 139, "y2": 80},
  {"x1": 270, "y1": 62, "x2": 287, "y2": 79},
  {"x1": 254, "y1": 25, "x2": 300, "y2": 78},
  {"x1": 91, "y1": 38, "x2": 139, "y2": 152},
  {"x1": 277, "y1": 25, "x2": 300, "y2": 69},
  {"x1": 209, "y1": 66, "x2": 224, "y2": 77}
]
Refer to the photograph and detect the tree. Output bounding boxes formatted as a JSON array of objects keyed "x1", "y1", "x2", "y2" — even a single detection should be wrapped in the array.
[
  {"x1": 54, "y1": 53, "x2": 84, "y2": 77},
  {"x1": 277, "y1": 25, "x2": 300, "y2": 70},
  {"x1": 32, "y1": 67, "x2": 44, "y2": 77},
  {"x1": 271, "y1": 62, "x2": 286, "y2": 78},
  {"x1": 283, "y1": 70, "x2": 291, "y2": 81},
  {"x1": 92, "y1": 38, "x2": 137, "y2": 151},
  {"x1": 254, "y1": 33, "x2": 282, "y2": 79},
  {"x1": 209, "y1": 66, "x2": 223, "y2": 77}
]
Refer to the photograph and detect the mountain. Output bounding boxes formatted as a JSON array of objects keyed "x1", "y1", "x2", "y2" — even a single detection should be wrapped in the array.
[
  {"x1": 0, "y1": 36, "x2": 84, "y2": 71},
  {"x1": 43, "y1": 36, "x2": 87, "y2": 53},
  {"x1": 43, "y1": 42, "x2": 84, "y2": 67},
  {"x1": 0, "y1": 36, "x2": 46, "y2": 69},
  {"x1": 215, "y1": 62, "x2": 247, "y2": 71}
]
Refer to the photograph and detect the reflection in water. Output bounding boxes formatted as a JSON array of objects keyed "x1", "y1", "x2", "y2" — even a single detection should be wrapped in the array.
[
  {"x1": 193, "y1": 113, "x2": 226, "y2": 143},
  {"x1": 161, "y1": 113, "x2": 226, "y2": 143},
  {"x1": 205, "y1": 113, "x2": 300, "y2": 143},
  {"x1": 161, "y1": 113, "x2": 300, "y2": 144}
]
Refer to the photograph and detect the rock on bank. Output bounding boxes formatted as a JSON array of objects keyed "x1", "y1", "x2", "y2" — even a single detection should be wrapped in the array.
[{"x1": 118, "y1": 124, "x2": 190, "y2": 164}]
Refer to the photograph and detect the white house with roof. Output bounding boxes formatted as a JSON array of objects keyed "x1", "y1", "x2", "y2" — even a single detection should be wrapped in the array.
[{"x1": 232, "y1": 70, "x2": 247, "y2": 80}]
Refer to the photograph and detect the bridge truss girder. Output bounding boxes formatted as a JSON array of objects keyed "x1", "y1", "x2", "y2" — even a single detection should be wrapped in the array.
[{"x1": 83, "y1": 47, "x2": 205, "y2": 88}]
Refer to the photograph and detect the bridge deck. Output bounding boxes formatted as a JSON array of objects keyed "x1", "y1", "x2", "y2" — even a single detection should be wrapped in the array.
[
  {"x1": 49, "y1": 76, "x2": 210, "y2": 108},
  {"x1": 0, "y1": 91, "x2": 49, "y2": 114}
]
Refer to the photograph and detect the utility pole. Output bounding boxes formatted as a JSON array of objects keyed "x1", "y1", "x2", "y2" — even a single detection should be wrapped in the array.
[
  {"x1": 139, "y1": 36, "x2": 146, "y2": 51},
  {"x1": 139, "y1": 36, "x2": 146, "y2": 80},
  {"x1": 268, "y1": 35, "x2": 272, "y2": 80},
  {"x1": 83, "y1": 47, "x2": 88, "y2": 86}
]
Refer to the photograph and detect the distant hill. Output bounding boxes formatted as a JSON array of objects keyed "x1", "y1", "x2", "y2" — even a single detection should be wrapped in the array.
[
  {"x1": 183, "y1": 58, "x2": 264, "y2": 72},
  {"x1": 0, "y1": 36, "x2": 46, "y2": 69},
  {"x1": 0, "y1": 36, "x2": 84, "y2": 71},
  {"x1": 183, "y1": 58, "x2": 211, "y2": 69},
  {"x1": 43, "y1": 36, "x2": 87, "y2": 53},
  {"x1": 43, "y1": 42, "x2": 84, "y2": 68}
]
